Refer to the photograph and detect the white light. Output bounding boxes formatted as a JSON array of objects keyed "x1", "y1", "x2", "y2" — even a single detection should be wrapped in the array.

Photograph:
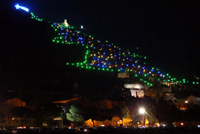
[
  {"x1": 185, "y1": 101, "x2": 188, "y2": 103},
  {"x1": 139, "y1": 108, "x2": 145, "y2": 114},
  {"x1": 81, "y1": 25, "x2": 83, "y2": 29},
  {"x1": 63, "y1": 19, "x2": 69, "y2": 27},
  {"x1": 15, "y1": 4, "x2": 29, "y2": 12}
]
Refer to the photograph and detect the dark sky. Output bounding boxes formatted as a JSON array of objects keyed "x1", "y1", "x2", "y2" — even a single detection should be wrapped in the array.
[{"x1": 2, "y1": 0, "x2": 200, "y2": 78}]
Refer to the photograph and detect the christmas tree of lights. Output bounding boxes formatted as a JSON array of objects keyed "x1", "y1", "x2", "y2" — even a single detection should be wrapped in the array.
[{"x1": 14, "y1": 4, "x2": 199, "y2": 87}]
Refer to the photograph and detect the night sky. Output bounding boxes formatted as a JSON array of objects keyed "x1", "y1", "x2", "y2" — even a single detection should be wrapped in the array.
[{"x1": 1, "y1": 0, "x2": 200, "y2": 96}]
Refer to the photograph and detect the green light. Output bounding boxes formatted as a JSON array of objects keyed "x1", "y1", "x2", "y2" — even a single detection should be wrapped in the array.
[
  {"x1": 72, "y1": 63, "x2": 74, "y2": 65},
  {"x1": 174, "y1": 78, "x2": 176, "y2": 80},
  {"x1": 166, "y1": 73, "x2": 169, "y2": 76},
  {"x1": 82, "y1": 44, "x2": 84, "y2": 46},
  {"x1": 147, "y1": 83, "x2": 149, "y2": 85},
  {"x1": 179, "y1": 88, "x2": 181, "y2": 90},
  {"x1": 152, "y1": 67, "x2": 154, "y2": 70},
  {"x1": 118, "y1": 69, "x2": 120, "y2": 72},
  {"x1": 169, "y1": 76, "x2": 171, "y2": 78},
  {"x1": 106, "y1": 40, "x2": 108, "y2": 43},
  {"x1": 158, "y1": 79, "x2": 160, "y2": 81},
  {"x1": 197, "y1": 82, "x2": 199, "y2": 84},
  {"x1": 66, "y1": 63, "x2": 69, "y2": 65},
  {"x1": 52, "y1": 40, "x2": 55, "y2": 42},
  {"x1": 144, "y1": 56, "x2": 146, "y2": 59},
  {"x1": 102, "y1": 68, "x2": 105, "y2": 71},
  {"x1": 98, "y1": 68, "x2": 100, "y2": 70},
  {"x1": 193, "y1": 82, "x2": 195, "y2": 84},
  {"x1": 144, "y1": 74, "x2": 147, "y2": 77},
  {"x1": 168, "y1": 80, "x2": 170, "y2": 82},
  {"x1": 55, "y1": 29, "x2": 57, "y2": 31},
  {"x1": 111, "y1": 69, "x2": 113, "y2": 72},
  {"x1": 135, "y1": 74, "x2": 138, "y2": 77},
  {"x1": 56, "y1": 40, "x2": 59, "y2": 43},
  {"x1": 150, "y1": 84, "x2": 153, "y2": 86}
]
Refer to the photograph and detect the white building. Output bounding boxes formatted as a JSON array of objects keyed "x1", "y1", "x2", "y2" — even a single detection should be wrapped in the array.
[{"x1": 124, "y1": 83, "x2": 147, "y2": 98}]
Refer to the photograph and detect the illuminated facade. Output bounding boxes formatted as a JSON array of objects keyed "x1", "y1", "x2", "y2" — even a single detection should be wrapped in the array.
[{"x1": 124, "y1": 83, "x2": 147, "y2": 98}]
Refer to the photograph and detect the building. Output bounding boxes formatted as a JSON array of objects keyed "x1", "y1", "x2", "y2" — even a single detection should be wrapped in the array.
[
  {"x1": 124, "y1": 83, "x2": 147, "y2": 98},
  {"x1": 187, "y1": 95, "x2": 200, "y2": 105},
  {"x1": 144, "y1": 84, "x2": 174, "y2": 102},
  {"x1": 0, "y1": 98, "x2": 26, "y2": 127}
]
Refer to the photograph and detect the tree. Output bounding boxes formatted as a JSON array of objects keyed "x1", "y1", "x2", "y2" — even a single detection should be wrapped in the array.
[
  {"x1": 11, "y1": 107, "x2": 33, "y2": 126},
  {"x1": 121, "y1": 106, "x2": 129, "y2": 119},
  {"x1": 66, "y1": 104, "x2": 84, "y2": 128},
  {"x1": 0, "y1": 111, "x2": 5, "y2": 123},
  {"x1": 152, "y1": 97, "x2": 181, "y2": 126},
  {"x1": 34, "y1": 102, "x2": 63, "y2": 127}
]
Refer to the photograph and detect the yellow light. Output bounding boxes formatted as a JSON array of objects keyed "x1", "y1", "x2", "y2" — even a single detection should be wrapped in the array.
[
  {"x1": 90, "y1": 54, "x2": 92, "y2": 56},
  {"x1": 152, "y1": 74, "x2": 154, "y2": 76},
  {"x1": 123, "y1": 59, "x2": 125, "y2": 61},
  {"x1": 114, "y1": 46, "x2": 116, "y2": 48},
  {"x1": 98, "y1": 56, "x2": 100, "y2": 58},
  {"x1": 109, "y1": 66, "x2": 111, "y2": 68},
  {"x1": 143, "y1": 70, "x2": 145, "y2": 72},
  {"x1": 92, "y1": 37, "x2": 94, "y2": 39}
]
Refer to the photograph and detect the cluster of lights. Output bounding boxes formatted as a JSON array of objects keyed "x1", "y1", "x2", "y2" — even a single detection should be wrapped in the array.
[
  {"x1": 14, "y1": 4, "x2": 199, "y2": 86},
  {"x1": 30, "y1": 12, "x2": 43, "y2": 21}
]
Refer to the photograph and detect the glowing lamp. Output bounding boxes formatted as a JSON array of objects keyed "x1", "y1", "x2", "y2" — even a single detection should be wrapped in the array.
[{"x1": 139, "y1": 108, "x2": 145, "y2": 114}]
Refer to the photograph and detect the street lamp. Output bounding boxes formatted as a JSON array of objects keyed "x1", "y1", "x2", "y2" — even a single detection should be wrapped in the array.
[
  {"x1": 139, "y1": 108, "x2": 146, "y2": 126},
  {"x1": 139, "y1": 108, "x2": 145, "y2": 114}
]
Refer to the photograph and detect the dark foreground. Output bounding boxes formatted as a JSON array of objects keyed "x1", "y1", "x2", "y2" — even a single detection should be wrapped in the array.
[{"x1": 1, "y1": 127, "x2": 200, "y2": 134}]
